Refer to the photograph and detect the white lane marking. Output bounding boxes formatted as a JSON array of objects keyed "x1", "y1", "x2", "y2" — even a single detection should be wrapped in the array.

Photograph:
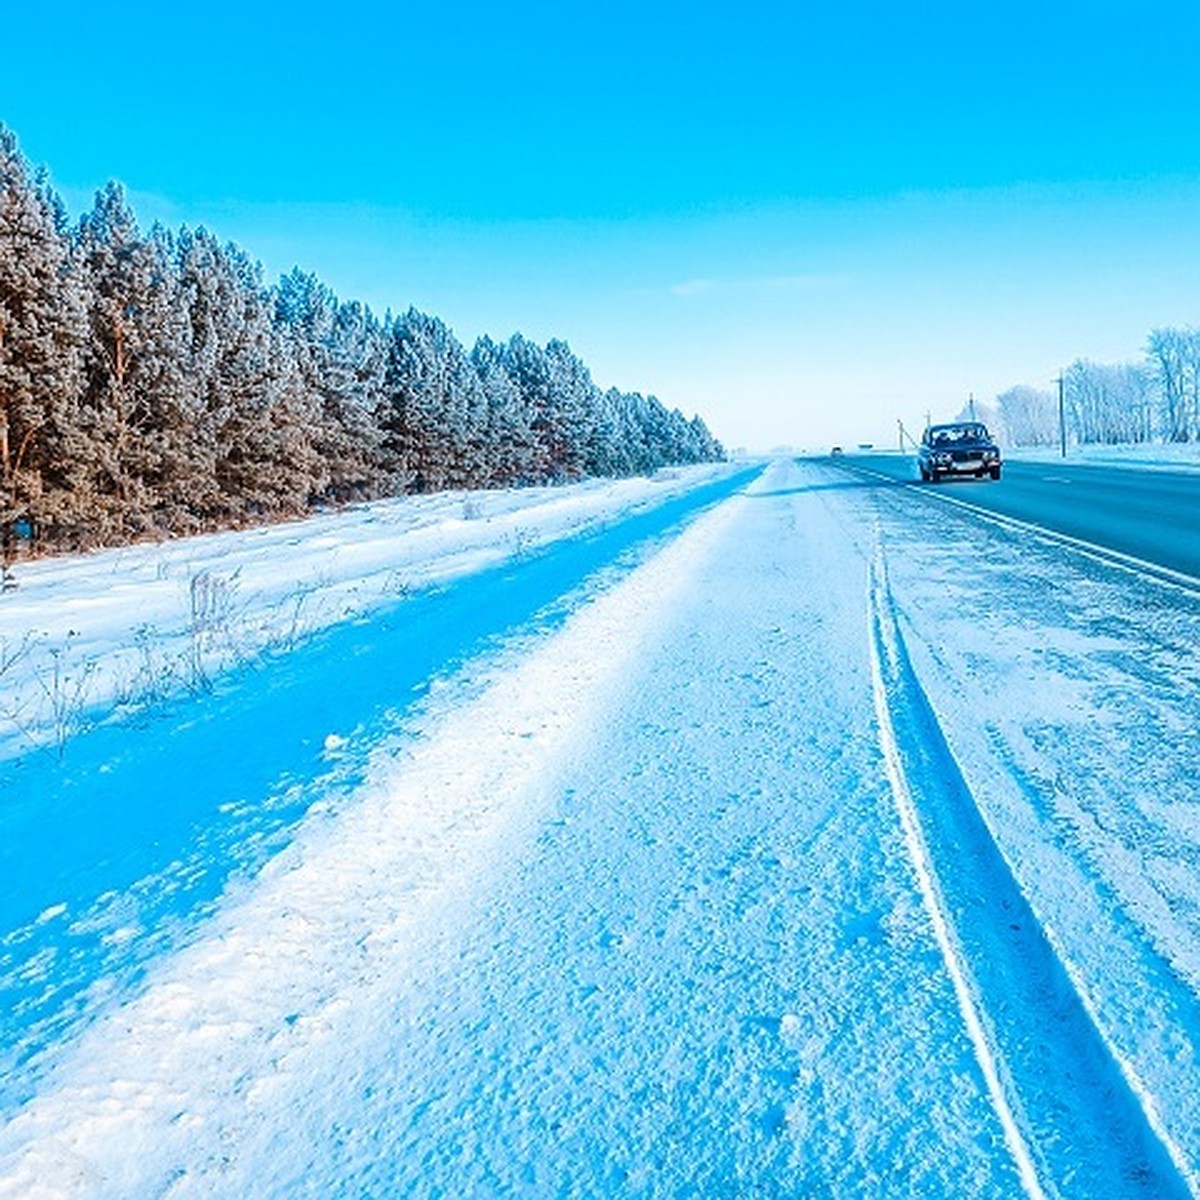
[
  {"x1": 867, "y1": 553, "x2": 1048, "y2": 1200},
  {"x1": 1039, "y1": 475, "x2": 1073, "y2": 484},
  {"x1": 847, "y1": 464, "x2": 1200, "y2": 597}
]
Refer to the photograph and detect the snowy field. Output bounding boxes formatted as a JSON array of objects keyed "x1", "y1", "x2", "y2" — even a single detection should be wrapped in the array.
[
  {"x1": 1007, "y1": 441, "x2": 1200, "y2": 471},
  {"x1": 0, "y1": 465, "x2": 735, "y2": 764},
  {"x1": 1, "y1": 456, "x2": 1198, "y2": 1197}
]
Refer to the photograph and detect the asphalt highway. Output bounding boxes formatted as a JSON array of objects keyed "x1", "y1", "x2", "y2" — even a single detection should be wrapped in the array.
[{"x1": 833, "y1": 453, "x2": 1200, "y2": 582}]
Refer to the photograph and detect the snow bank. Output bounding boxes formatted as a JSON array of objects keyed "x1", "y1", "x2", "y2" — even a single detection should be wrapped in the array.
[
  {"x1": 0, "y1": 465, "x2": 739, "y2": 762},
  {"x1": 1005, "y1": 443, "x2": 1200, "y2": 472}
]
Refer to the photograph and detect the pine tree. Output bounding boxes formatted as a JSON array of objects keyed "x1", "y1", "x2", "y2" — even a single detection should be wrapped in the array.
[
  {"x1": 135, "y1": 224, "x2": 210, "y2": 530},
  {"x1": 0, "y1": 125, "x2": 89, "y2": 565},
  {"x1": 76, "y1": 185, "x2": 201, "y2": 536},
  {"x1": 471, "y1": 335, "x2": 534, "y2": 486},
  {"x1": 76, "y1": 182, "x2": 141, "y2": 530},
  {"x1": 178, "y1": 230, "x2": 321, "y2": 522},
  {"x1": 274, "y1": 269, "x2": 386, "y2": 502},
  {"x1": 380, "y1": 309, "x2": 485, "y2": 492},
  {"x1": 542, "y1": 339, "x2": 599, "y2": 480},
  {"x1": 214, "y1": 247, "x2": 321, "y2": 517},
  {"x1": 582, "y1": 386, "x2": 625, "y2": 477}
]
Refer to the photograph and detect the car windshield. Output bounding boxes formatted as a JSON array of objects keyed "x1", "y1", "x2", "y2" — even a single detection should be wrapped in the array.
[{"x1": 930, "y1": 423, "x2": 988, "y2": 447}]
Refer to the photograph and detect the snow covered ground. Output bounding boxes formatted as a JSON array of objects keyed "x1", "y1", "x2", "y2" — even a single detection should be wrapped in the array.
[
  {"x1": 1, "y1": 456, "x2": 1198, "y2": 1197},
  {"x1": 1007, "y1": 441, "x2": 1200, "y2": 471},
  {"x1": 0, "y1": 465, "x2": 735, "y2": 764}
]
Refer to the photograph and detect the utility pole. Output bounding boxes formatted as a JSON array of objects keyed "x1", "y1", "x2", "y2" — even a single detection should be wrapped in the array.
[
  {"x1": 968, "y1": 392, "x2": 976, "y2": 421},
  {"x1": 1055, "y1": 373, "x2": 1066, "y2": 458}
]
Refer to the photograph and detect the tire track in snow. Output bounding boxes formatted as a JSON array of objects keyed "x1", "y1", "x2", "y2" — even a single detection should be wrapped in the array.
[{"x1": 867, "y1": 549, "x2": 1195, "y2": 1199}]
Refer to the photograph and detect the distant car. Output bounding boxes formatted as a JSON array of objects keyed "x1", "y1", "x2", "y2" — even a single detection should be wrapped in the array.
[
  {"x1": 830, "y1": 446, "x2": 844, "y2": 456},
  {"x1": 917, "y1": 422, "x2": 1002, "y2": 482}
]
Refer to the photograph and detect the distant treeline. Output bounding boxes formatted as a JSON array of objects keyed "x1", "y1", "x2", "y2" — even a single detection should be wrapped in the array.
[
  {"x1": 0, "y1": 125, "x2": 723, "y2": 558},
  {"x1": 969, "y1": 332, "x2": 1200, "y2": 448}
]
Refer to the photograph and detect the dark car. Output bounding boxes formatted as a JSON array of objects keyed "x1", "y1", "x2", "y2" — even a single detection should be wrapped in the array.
[{"x1": 917, "y1": 422, "x2": 1002, "y2": 482}]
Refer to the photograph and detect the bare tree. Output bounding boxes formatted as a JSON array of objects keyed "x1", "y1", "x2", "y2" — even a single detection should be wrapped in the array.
[
  {"x1": 1146, "y1": 327, "x2": 1200, "y2": 442},
  {"x1": 994, "y1": 386, "x2": 1058, "y2": 446},
  {"x1": 1063, "y1": 360, "x2": 1157, "y2": 445}
]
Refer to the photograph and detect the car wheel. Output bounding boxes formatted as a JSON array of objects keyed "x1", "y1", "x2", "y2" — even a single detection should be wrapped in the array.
[
  {"x1": 919, "y1": 465, "x2": 929, "y2": 481},
  {"x1": 990, "y1": 466, "x2": 1001, "y2": 480},
  {"x1": 929, "y1": 470, "x2": 940, "y2": 483}
]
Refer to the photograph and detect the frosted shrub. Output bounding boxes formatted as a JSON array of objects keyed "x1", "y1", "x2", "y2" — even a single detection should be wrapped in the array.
[
  {"x1": 186, "y1": 568, "x2": 243, "y2": 690},
  {"x1": 37, "y1": 634, "x2": 97, "y2": 757}
]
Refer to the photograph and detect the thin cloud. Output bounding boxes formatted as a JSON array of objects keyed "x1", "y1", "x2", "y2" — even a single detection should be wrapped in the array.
[
  {"x1": 758, "y1": 272, "x2": 849, "y2": 291},
  {"x1": 669, "y1": 272, "x2": 848, "y2": 297},
  {"x1": 670, "y1": 279, "x2": 717, "y2": 297}
]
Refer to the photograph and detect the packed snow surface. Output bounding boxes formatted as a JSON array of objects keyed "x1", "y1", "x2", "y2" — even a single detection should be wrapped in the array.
[{"x1": 1, "y1": 458, "x2": 1198, "y2": 1197}]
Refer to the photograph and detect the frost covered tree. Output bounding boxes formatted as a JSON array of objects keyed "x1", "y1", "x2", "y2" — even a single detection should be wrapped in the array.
[
  {"x1": 177, "y1": 230, "x2": 320, "y2": 520},
  {"x1": 76, "y1": 182, "x2": 144, "y2": 522},
  {"x1": 581, "y1": 387, "x2": 627, "y2": 477},
  {"x1": 497, "y1": 334, "x2": 555, "y2": 480},
  {"x1": 542, "y1": 339, "x2": 600, "y2": 479},
  {"x1": 632, "y1": 392, "x2": 678, "y2": 470},
  {"x1": 993, "y1": 386, "x2": 1057, "y2": 447},
  {"x1": 687, "y1": 413, "x2": 724, "y2": 462},
  {"x1": 470, "y1": 334, "x2": 535, "y2": 486},
  {"x1": 498, "y1": 335, "x2": 598, "y2": 481},
  {"x1": 274, "y1": 269, "x2": 386, "y2": 502},
  {"x1": 1063, "y1": 360, "x2": 1157, "y2": 445},
  {"x1": 379, "y1": 309, "x2": 486, "y2": 492},
  {"x1": 0, "y1": 125, "x2": 88, "y2": 561},
  {"x1": 1146, "y1": 327, "x2": 1200, "y2": 442},
  {"x1": 592, "y1": 389, "x2": 722, "y2": 475},
  {"x1": 76, "y1": 185, "x2": 204, "y2": 536}
]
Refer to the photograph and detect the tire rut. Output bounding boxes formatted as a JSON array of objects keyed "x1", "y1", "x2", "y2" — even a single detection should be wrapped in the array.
[{"x1": 867, "y1": 549, "x2": 1194, "y2": 1199}]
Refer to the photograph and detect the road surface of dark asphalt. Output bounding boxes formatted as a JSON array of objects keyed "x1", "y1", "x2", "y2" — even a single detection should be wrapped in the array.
[{"x1": 834, "y1": 453, "x2": 1200, "y2": 580}]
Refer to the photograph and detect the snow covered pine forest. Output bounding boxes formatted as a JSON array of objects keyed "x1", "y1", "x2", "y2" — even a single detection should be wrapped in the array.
[
  {"x1": 0, "y1": 124, "x2": 722, "y2": 565},
  {"x1": 5, "y1": 125, "x2": 1200, "y2": 1200}
]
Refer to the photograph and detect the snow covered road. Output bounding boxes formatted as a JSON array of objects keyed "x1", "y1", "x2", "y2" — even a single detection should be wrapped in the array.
[{"x1": 1, "y1": 458, "x2": 1198, "y2": 1197}]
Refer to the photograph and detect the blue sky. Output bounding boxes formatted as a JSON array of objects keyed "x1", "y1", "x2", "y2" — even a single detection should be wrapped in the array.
[{"x1": 7, "y1": 0, "x2": 1200, "y2": 448}]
